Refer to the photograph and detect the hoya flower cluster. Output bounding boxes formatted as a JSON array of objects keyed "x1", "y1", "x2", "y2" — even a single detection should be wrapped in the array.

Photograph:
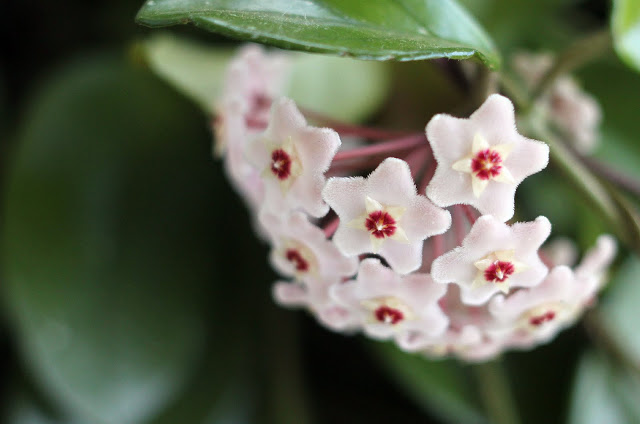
[{"x1": 214, "y1": 45, "x2": 616, "y2": 362}]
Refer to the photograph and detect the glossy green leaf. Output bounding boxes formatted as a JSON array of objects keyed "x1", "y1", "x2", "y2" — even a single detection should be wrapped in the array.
[
  {"x1": 2, "y1": 55, "x2": 221, "y2": 424},
  {"x1": 612, "y1": 0, "x2": 640, "y2": 72},
  {"x1": 569, "y1": 352, "x2": 640, "y2": 424},
  {"x1": 135, "y1": 0, "x2": 500, "y2": 68},
  {"x1": 371, "y1": 342, "x2": 486, "y2": 424},
  {"x1": 141, "y1": 33, "x2": 391, "y2": 122}
]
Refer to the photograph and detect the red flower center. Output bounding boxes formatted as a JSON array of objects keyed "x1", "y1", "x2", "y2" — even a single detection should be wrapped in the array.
[
  {"x1": 285, "y1": 248, "x2": 309, "y2": 272},
  {"x1": 471, "y1": 149, "x2": 503, "y2": 180},
  {"x1": 270, "y1": 149, "x2": 292, "y2": 180},
  {"x1": 374, "y1": 306, "x2": 404, "y2": 325},
  {"x1": 484, "y1": 261, "x2": 515, "y2": 283},
  {"x1": 529, "y1": 310, "x2": 556, "y2": 327},
  {"x1": 365, "y1": 211, "x2": 397, "y2": 239}
]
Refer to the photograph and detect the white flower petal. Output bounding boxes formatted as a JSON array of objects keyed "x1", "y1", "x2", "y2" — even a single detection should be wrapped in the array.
[{"x1": 425, "y1": 94, "x2": 549, "y2": 221}]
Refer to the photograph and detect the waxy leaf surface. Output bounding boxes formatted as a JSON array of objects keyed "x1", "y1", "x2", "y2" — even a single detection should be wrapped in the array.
[{"x1": 136, "y1": 0, "x2": 500, "y2": 68}]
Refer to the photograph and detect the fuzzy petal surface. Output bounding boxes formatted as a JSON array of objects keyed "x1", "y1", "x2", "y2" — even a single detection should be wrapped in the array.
[
  {"x1": 426, "y1": 94, "x2": 549, "y2": 221},
  {"x1": 247, "y1": 97, "x2": 341, "y2": 217},
  {"x1": 261, "y1": 211, "x2": 358, "y2": 282},
  {"x1": 431, "y1": 215, "x2": 551, "y2": 305},
  {"x1": 330, "y1": 259, "x2": 448, "y2": 341},
  {"x1": 323, "y1": 158, "x2": 451, "y2": 274}
]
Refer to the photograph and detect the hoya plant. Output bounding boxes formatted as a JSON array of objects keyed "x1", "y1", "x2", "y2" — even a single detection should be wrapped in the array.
[{"x1": 3, "y1": 0, "x2": 640, "y2": 423}]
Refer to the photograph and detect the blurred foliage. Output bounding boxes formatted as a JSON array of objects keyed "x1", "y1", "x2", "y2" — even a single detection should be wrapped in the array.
[
  {"x1": 569, "y1": 351, "x2": 640, "y2": 423},
  {"x1": 2, "y1": 53, "x2": 222, "y2": 423},
  {"x1": 580, "y1": 57, "x2": 640, "y2": 178},
  {"x1": 3, "y1": 1, "x2": 640, "y2": 424},
  {"x1": 611, "y1": 0, "x2": 640, "y2": 72},
  {"x1": 371, "y1": 342, "x2": 486, "y2": 424},
  {"x1": 600, "y1": 256, "x2": 640, "y2": 362},
  {"x1": 459, "y1": 0, "x2": 594, "y2": 53}
]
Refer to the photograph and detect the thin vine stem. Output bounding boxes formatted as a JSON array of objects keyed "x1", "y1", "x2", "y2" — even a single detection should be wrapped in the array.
[
  {"x1": 532, "y1": 29, "x2": 612, "y2": 100},
  {"x1": 472, "y1": 360, "x2": 522, "y2": 424},
  {"x1": 580, "y1": 154, "x2": 640, "y2": 199},
  {"x1": 524, "y1": 117, "x2": 625, "y2": 240},
  {"x1": 332, "y1": 134, "x2": 426, "y2": 162},
  {"x1": 461, "y1": 204, "x2": 477, "y2": 225},
  {"x1": 297, "y1": 105, "x2": 414, "y2": 139}
]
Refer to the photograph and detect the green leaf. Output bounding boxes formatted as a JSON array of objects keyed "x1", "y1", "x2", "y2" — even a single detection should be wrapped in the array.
[
  {"x1": 5, "y1": 396, "x2": 77, "y2": 424},
  {"x1": 3, "y1": 381, "x2": 86, "y2": 424},
  {"x1": 135, "y1": 0, "x2": 500, "y2": 68},
  {"x1": 140, "y1": 33, "x2": 391, "y2": 122},
  {"x1": 2, "y1": 54, "x2": 221, "y2": 424},
  {"x1": 612, "y1": 0, "x2": 640, "y2": 72},
  {"x1": 569, "y1": 351, "x2": 640, "y2": 424},
  {"x1": 371, "y1": 342, "x2": 486, "y2": 424}
]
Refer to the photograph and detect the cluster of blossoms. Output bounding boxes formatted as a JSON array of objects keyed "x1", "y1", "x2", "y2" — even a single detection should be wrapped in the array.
[{"x1": 213, "y1": 45, "x2": 616, "y2": 361}]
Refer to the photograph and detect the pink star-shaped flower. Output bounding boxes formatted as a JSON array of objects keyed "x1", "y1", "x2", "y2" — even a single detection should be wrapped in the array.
[
  {"x1": 488, "y1": 266, "x2": 595, "y2": 347},
  {"x1": 330, "y1": 258, "x2": 448, "y2": 341},
  {"x1": 425, "y1": 94, "x2": 549, "y2": 222},
  {"x1": 220, "y1": 45, "x2": 289, "y2": 118},
  {"x1": 246, "y1": 97, "x2": 341, "y2": 218},
  {"x1": 214, "y1": 45, "x2": 290, "y2": 158},
  {"x1": 574, "y1": 234, "x2": 616, "y2": 286},
  {"x1": 214, "y1": 102, "x2": 265, "y2": 212},
  {"x1": 487, "y1": 235, "x2": 615, "y2": 349},
  {"x1": 401, "y1": 325, "x2": 481, "y2": 354},
  {"x1": 431, "y1": 215, "x2": 551, "y2": 305},
  {"x1": 322, "y1": 158, "x2": 451, "y2": 274},
  {"x1": 273, "y1": 278, "x2": 359, "y2": 331},
  {"x1": 260, "y1": 211, "x2": 358, "y2": 282}
]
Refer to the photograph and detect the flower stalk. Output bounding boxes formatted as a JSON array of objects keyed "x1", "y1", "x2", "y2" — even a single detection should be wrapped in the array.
[
  {"x1": 473, "y1": 360, "x2": 523, "y2": 424},
  {"x1": 332, "y1": 134, "x2": 426, "y2": 162},
  {"x1": 532, "y1": 29, "x2": 612, "y2": 100}
]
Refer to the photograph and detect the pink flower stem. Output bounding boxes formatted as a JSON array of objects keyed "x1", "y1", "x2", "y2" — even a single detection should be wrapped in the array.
[
  {"x1": 405, "y1": 146, "x2": 431, "y2": 178},
  {"x1": 326, "y1": 156, "x2": 385, "y2": 177},
  {"x1": 418, "y1": 159, "x2": 437, "y2": 195},
  {"x1": 332, "y1": 125, "x2": 416, "y2": 140},
  {"x1": 438, "y1": 297, "x2": 449, "y2": 313},
  {"x1": 323, "y1": 217, "x2": 340, "y2": 238},
  {"x1": 326, "y1": 144, "x2": 429, "y2": 178},
  {"x1": 453, "y1": 206, "x2": 466, "y2": 246},
  {"x1": 297, "y1": 106, "x2": 415, "y2": 140},
  {"x1": 332, "y1": 134, "x2": 427, "y2": 162},
  {"x1": 246, "y1": 116, "x2": 268, "y2": 130},
  {"x1": 461, "y1": 204, "x2": 477, "y2": 225},
  {"x1": 432, "y1": 234, "x2": 445, "y2": 259}
]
